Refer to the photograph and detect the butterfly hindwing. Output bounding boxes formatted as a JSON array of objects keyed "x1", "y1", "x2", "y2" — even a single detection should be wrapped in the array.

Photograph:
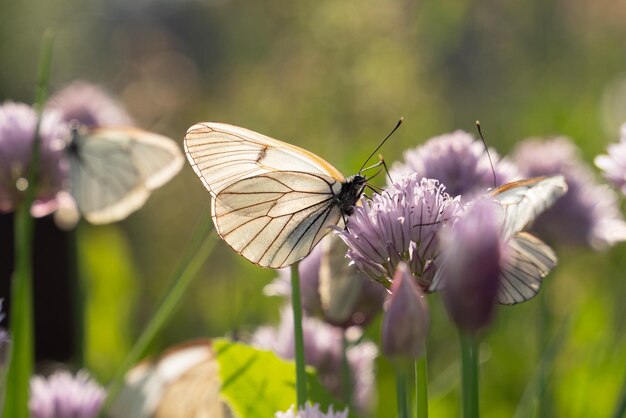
[
  {"x1": 497, "y1": 231, "x2": 557, "y2": 304},
  {"x1": 212, "y1": 171, "x2": 344, "y2": 268}
]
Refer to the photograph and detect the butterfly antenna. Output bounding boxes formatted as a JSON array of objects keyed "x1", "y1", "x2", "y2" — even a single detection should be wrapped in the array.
[
  {"x1": 379, "y1": 154, "x2": 395, "y2": 185},
  {"x1": 476, "y1": 120, "x2": 497, "y2": 188},
  {"x1": 359, "y1": 117, "x2": 404, "y2": 173}
]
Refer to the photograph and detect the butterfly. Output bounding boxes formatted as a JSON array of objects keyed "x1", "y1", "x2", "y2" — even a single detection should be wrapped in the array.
[
  {"x1": 184, "y1": 122, "x2": 369, "y2": 269},
  {"x1": 108, "y1": 339, "x2": 233, "y2": 418},
  {"x1": 431, "y1": 175, "x2": 567, "y2": 304},
  {"x1": 66, "y1": 126, "x2": 184, "y2": 224}
]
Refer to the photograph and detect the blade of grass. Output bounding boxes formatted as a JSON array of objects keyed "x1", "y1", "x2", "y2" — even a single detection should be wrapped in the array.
[
  {"x1": 102, "y1": 218, "x2": 216, "y2": 412},
  {"x1": 2, "y1": 32, "x2": 54, "y2": 418},
  {"x1": 512, "y1": 316, "x2": 570, "y2": 418}
]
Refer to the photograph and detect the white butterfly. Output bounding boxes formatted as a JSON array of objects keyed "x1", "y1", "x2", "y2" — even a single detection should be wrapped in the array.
[
  {"x1": 184, "y1": 123, "x2": 367, "y2": 269},
  {"x1": 109, "y1": 340, "x2": 233, "y2": 418},
  {"x1": 431, "y1": 176, "x2": 568, "y2": 304},
  {"x1": 66, "y1": 126, "x2": 184, "y2": 224}
]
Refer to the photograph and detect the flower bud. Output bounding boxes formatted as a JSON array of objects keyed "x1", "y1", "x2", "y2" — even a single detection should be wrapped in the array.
[{"x1": 381, "y1": 263, "x2": 429, "y2": 361}]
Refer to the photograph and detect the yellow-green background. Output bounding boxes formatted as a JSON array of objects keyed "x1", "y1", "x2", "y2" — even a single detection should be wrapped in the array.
[{"x1": 3, "y1": 0, "x2": 626, "y2": 416}]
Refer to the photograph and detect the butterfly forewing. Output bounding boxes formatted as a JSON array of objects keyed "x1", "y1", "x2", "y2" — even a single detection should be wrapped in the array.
[
  {"x1": 69, "y1": 127, "x2": 183, "y2": 224},
  {"x1": 490, "y1": 175, "x2": 567, "y2": 239},
  {"x1": 184, "y1": 122, "x2": 345, "y2": 197},
  {"x1": 212, "y1": 171, "x2": 344, "y2": 268}
]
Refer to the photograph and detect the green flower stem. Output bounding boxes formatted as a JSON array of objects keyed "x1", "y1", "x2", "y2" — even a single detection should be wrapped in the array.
[
  {"x1": 459, "y1": 331, "x2": 479, "y2": 418},
  {"x1": 2, "y1": 33, "x2": 54, "y2": 418},
  {"x1": 415, "y1": 350, "x2": 429, "y2": 418},
  {"x1": 102, "y1": 220, "x2": 217, "y2": 412},
  {"x1": 537, "y1": 291, "x2": 552, "y2": 418},
  {"x1": 395, "y1": 364, "x2": 410, "y2": 418},
  {"x1": 290, "y1": 262, "x2": 308, "y2": 408}
]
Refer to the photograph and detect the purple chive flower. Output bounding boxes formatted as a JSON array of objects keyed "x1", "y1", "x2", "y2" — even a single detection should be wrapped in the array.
[
  {"x1": 436, "y1": 198, "x2": 504, "y2": 332},
  {"x1": 275, "y1": 403, "x2": 349, "y2": 418},
  {"x1": 595, "y1": 123, "x2": 626, "y2": 195},
  {"x1": 29, "y1": 370, "x2": 106, "y2": 418},
  {"x1": 265, "y1": 236, "x2": 385, "y2": 328},
  {"x1": 47, "y1": 81, "x2": 133, "y2": 127},
  {"x1": 381, "y1": 263, "x2": 429, "y2": 361},
  {"x1": 336, "y1": 175, "x2": 462, "y2": 289},
  {"x1": 0, "y1": 102, "x2": 69, "y2": 217},
  {"x1": 390, "y1": 130, "x2": 520, "y2": 199},
  {"x1": 253, "y1": 307, "x2": 377, "y2": 414},
  {"x1": 513, "y1": 137, "x2": 626, "y2": 249}
]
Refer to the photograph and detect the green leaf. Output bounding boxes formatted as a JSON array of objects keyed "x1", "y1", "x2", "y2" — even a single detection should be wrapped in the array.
[{"x1": 214, "y1": 339, "x2": 345, "y2": 417}]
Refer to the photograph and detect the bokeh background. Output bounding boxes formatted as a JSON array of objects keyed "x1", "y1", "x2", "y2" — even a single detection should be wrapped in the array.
[{"x1": 2, "y1": 0, "x2": 626, "y2": 416}]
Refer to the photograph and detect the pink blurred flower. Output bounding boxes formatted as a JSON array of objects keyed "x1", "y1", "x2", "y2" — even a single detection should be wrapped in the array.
[
  {"x1": 47, "y1": 81, "x2": 133, "y2": 127},
  {"x1": 253, "y1": 307, "x2": 377, "y2": 414},
  {"x1": 29, "y1": 370, "x2": 106, "y2": 418},
  {"x1": 0, "y1": 102, "x2": 69, "y2": 217},
  {"x1": 275, "y1": 403, "x2": 348, "y2": 418},
  {"x1": 595, "y1": 123, "x2": 626, "y2": 195},
  {"x1": 513, "y1": 137, "x2": 626, "y2": 249},
  {"x1": 390, "y1": 130, "x2": 520, "y2": 199}
]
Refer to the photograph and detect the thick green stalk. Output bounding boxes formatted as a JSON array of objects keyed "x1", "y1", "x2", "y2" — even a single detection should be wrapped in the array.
[
  {"x1": 2, "y1": 33, "x2": 54, "y2": 418},
  {"x1": 459, "y1": 331, "x2": 479, "y2": 418},
  {"x1": 290, "y1": 263, "x2": 308, "y2": 408},
  {"x1": 395, "y1": 365, "x2": 410, "y2": 418},
  {"x1": 102, "y1": 220, "x2": 216, "y2": 412},
  {"x1": 415, "y1": 350, "x2": 429, "y2": 418}
]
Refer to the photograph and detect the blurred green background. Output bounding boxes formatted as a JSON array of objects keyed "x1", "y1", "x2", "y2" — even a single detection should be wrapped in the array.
[{"x1": 2, "y1": 0, "x2": 626, "y2": 416}]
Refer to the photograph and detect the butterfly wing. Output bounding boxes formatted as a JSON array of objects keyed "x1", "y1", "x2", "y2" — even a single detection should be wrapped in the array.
[
  {"x1": 497, "y1": 231, "x2": 557, "y2": 304},
  {"x1": 184, "y1": 122, "x2": 345, "y2": 197},
  {"x1": 212, "y1": 171, "x2": 344, "y2": 268},
  {"x1": 109, "y1": 340, "x2": 231, "y2": 418},
  {"x1": 491, "y1": 175, "x2": 567, "y2": 239},
  {"x1": 69, "y1": 127, "x2": 184, "y2": 224}
]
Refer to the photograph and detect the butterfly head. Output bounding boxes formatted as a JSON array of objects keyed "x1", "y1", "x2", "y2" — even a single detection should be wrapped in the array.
[{"x1": 338, "y1": 174, "x2": 367, "y2": 216}]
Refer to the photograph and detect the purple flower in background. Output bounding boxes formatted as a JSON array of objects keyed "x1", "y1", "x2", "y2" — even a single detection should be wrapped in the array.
[
  {"x1": 253, "y1": 307, "x2": 377, "y2": 414},
  {"x1": 513, "y1": 137, "x2": 626, "y2": 249},
  {"x1": 275, "y1": 403, "x2": 349, "y2": 418},
  {"x1": 265, "y1": 236, "x2": 386, "y2": 328},
  {"x1": 336, "y1": 175, "x2": 462, "y2": 289},
  {"x1": 0, "y1": 102, "x2": 69, "y2": 217},
  {"x1": 29, "y1": 370, "x2": 106, "y2": 418},
  {"x1": 436, "y1": 198, "x2": 504, "y2": 332},
  {"x1": 390, "y1": 130, "x2": 520, "y2": 199},
  {"x1": 47, "y1": 81, "x2": 133, "y2": 127},
  {"x1": 595, "y1": 123, "x2": 626, "y2": 195},
  {"x1": 381, "y1": 263, "x2": 429, "y2": 361}
]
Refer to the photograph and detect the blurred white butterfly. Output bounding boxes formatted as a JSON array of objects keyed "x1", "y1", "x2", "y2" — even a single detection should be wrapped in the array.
[
  {"x1": 184, "y1": 123, "x2": 368, "y2": 269},
  {"x1": 109, "y1": 339, "x2": 233, "y2": 418},
  {"x1": 66, "y1": 126, "x2": 184, "y2": 224},
  {"x1": 432, "y1": 175, "x2": 568, "y2": 304}
]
